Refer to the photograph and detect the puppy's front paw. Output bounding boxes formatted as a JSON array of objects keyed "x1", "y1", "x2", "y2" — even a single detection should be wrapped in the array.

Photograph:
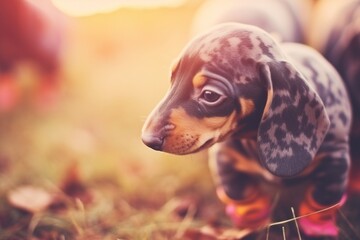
[
  {"x1": 225, "y1": 199, "x2": 271, "y2": 230},
  {"x1": 217, "y1": 188, "x2": 271, "y2": 230},
  {"x1": 298, "y1": 193, "x2": 346, "y2": 237},
  {"x1": 298, "y1": 216, "x2": 338, "y2": 237}
]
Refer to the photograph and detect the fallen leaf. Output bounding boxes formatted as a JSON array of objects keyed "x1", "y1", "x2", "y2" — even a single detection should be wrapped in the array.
[{"x1": 7, "y1": 185, "x2": 53, "y2": 213}]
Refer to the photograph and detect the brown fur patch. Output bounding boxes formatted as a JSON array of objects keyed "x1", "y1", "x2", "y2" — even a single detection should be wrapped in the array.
[
  {"x1": 192, "y1": 72, "x2": 208, "y2": 88},
  {"x1": 239, "y1": 98, "x2": 255, "y2": 118},
  {"x1": 163, "y1": 107, "x2": 237, "y2": 154}
]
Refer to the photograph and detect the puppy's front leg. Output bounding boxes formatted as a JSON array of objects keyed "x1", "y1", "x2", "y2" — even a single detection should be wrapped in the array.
[
  {"x1": 299, "y1": 143, "x2": 350, "y2": 237},
  {"x1": 209, "y1": 143, "x2": 273, "y2": 230}
]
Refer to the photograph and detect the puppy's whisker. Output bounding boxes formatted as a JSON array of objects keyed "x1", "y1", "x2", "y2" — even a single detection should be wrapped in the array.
[{"x1": 291, "y1": 207, "x2": 302, "y2": 240}]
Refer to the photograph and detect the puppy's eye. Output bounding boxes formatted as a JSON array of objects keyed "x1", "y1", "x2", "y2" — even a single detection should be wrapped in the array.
[
  {"x1": 202, "y1": 90, "x2": 221, "y2": 102},
  {"x1": 199, "y1": 87, "x2": 226, "y2": 106}
]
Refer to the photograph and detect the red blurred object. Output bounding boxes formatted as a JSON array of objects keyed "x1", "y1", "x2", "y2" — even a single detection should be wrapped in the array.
[
  {"x1": 0, "y1": 0, "x2": 66, "y2": 110},
  {"x1": 0, "y1": 74, "x2": 20, "y2": 112}
]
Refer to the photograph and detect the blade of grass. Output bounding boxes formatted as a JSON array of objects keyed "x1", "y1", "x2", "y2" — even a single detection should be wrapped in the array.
[
  {"x1": 291, "y1": 207, "x2": 302, "y2": 240},
  {"x1": 174, "y1": 203, "x2": 196, "y2": 238},
  {"x1": 282, "y1": 226, "x2": 286, "y2": 240}
]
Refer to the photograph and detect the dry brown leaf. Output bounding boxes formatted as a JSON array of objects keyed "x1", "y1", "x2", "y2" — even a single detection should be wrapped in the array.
[{"x1": 7, "y1": 185, "x2": 53, "y2": 213}]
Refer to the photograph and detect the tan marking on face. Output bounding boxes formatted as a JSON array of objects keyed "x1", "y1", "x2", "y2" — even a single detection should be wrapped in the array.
[
  {"x1": 192, "y1": 72, "x2": 207, "y2": 89},
  {"x1": 239, "y1": 98, "x2": 255, "y2": 118},
  {"x1": 162, "y1": 107, "x2": 237, "y2": 154}
]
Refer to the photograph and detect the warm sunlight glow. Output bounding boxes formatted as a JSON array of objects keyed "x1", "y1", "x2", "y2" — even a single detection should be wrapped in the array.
[{"x1": 51, "y1": 0, "x2": 187, "y2": 16}]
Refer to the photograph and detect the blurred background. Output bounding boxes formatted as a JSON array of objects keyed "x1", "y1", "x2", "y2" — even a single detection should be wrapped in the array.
[
  {"x1": 0, "y1": 0, "x2": 213, "y2": 187},
  {"x1": 0, "y1": 0, "x2": 221, "y2": 239}
]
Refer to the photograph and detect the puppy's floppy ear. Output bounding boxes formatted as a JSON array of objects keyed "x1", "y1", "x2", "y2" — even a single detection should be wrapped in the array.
[{"x1": 257, "y1": 61, "x2": 330, "y2": 177}]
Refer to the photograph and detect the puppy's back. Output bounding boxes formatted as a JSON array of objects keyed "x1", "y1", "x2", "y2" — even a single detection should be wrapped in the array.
[{"x1": 281, "y1": 43, "x2": 352, "y2": 142}]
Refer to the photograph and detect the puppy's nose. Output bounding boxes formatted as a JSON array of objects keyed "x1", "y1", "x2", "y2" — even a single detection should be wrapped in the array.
[{"x1": 142, "y1": 133, "x2": 164, "y2": 151}]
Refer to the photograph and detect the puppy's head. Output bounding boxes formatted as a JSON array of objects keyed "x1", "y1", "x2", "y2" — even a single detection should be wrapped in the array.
[
  {"x1": 142, "y1": 24, "x2": 274, "y2": 154},
  {"x1": 142, "y1": 23, "x2": 330, "y2": 177}
]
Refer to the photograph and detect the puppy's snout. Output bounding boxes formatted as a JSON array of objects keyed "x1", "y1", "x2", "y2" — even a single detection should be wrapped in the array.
[
  {"x1": 142, "y1": 133, "x2": 164, "y2": 151},
  {"x1": 142, "y1": 123, "x2": 174, "y2": 151}
]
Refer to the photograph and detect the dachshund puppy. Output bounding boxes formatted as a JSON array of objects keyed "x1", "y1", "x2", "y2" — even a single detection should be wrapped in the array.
[
  {"x1": 142, "y1": 23, "x2": 351, "y2": 237},
  {"x1": 192, "y1": 0, "x2": 312, "y2": 43}
]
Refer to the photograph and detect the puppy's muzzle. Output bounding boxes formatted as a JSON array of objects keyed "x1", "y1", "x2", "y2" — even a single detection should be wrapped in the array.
[
  {"x1": 142, "y1": 118, "x2": 175, "y2": 151},
  {"x1": 142, "y1": 133, "x2": 164, "y2": 151}
]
